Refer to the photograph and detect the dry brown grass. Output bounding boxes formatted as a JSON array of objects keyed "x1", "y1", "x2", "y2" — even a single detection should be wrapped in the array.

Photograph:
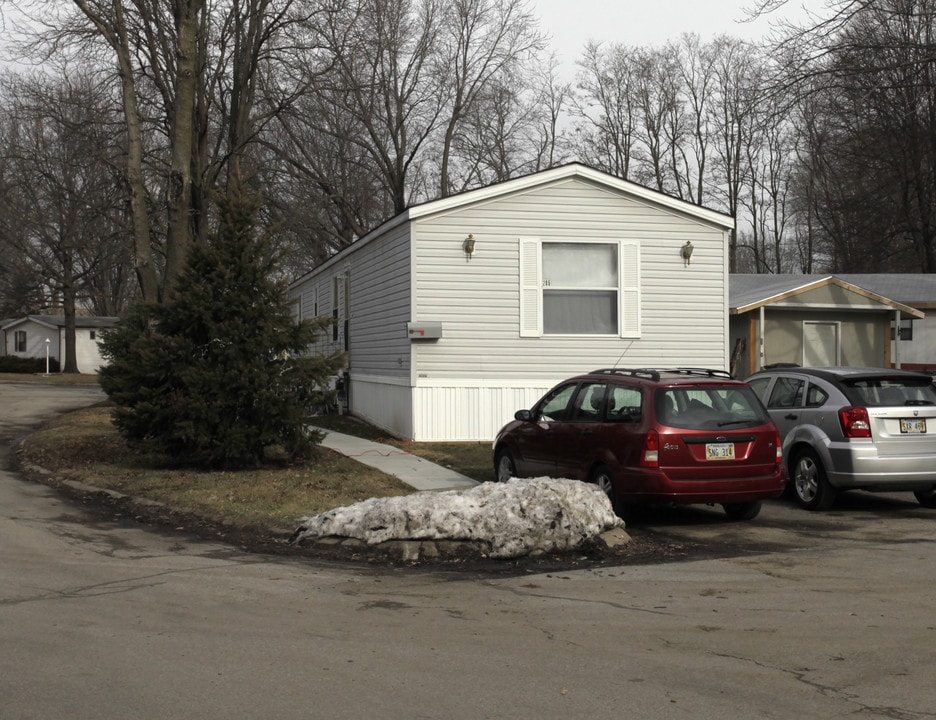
[{"x1": 20, "y1": 405, "x2": 414, "y2": 529}]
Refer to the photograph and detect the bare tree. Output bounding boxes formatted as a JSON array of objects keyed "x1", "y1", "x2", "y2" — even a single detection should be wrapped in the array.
[
  {"x1": 4, "y1": 0, "x2": 322, "y2": 302},
  {"x1": 0, "y1": 71, "x2": 130, "y2": 370},
  {"x1": 435, "y1": 0, "x2": 544, "y2": 196},
  {"x1": 572, "y1": 41, "x2": 640, "y2": 179},
  {"x1": 767, "y1": 0, "x2": 936, "y2": 272}
]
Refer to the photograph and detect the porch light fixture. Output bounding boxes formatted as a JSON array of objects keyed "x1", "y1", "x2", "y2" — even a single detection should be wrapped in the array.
[
  {"x1": 680, "y1": 240, "x2": 694, "y2": 266},
  {"x1": 463, "y1": 233, "x2": 476, "y2": 260}
]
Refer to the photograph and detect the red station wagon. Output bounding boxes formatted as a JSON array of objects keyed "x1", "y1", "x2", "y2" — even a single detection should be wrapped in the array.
[{"x1": 492, "y1": 368, "x2": 786, "y2": 520}]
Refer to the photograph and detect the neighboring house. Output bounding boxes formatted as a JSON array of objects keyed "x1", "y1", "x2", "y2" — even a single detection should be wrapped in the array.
[
  {"x1": 0, "y1": 315, "x2": 119, "y2": 373},
  {"x1": 835, "y1": 274, "x2": 936, "y2": 373},
  {"x1": 290, "y1": 163, "x2": 735, "y2": 441},
  {"x1": 729, "y1": 274, "x2": 925, "y2": 378}
]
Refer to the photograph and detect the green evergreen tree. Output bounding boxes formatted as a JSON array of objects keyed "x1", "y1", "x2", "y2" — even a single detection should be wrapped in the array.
[{"x1": 99, "y1": 176, "x2": 343, "y2": 469}]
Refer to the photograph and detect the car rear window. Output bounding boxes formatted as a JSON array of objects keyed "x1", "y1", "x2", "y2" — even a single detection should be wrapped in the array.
[
  {"x1": 655, "y1": 385, "x2": 771, "y2": 430},
  {"x1": 843, "y1": 378, "x2": 936, "y2": 407}
]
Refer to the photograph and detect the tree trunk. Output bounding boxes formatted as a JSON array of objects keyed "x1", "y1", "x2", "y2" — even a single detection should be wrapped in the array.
[{"x1": 163, "y1": 0, "x2": 206, "y2": 299}]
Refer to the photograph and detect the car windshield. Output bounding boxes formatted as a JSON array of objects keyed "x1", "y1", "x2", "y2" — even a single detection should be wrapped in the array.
[
  {"x1": 655, "y1": 385, "x2": 770, "y2": 430},
  {"x1": 843, "y1": 377, "x2": 936, "y2": 407}
]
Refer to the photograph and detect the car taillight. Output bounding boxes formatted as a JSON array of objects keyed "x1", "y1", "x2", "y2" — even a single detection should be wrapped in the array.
[
  {"x1": 774, "y1": 430, "x2": 783, "y2": 464},
  {"x1": 839, "y1": 406, "x2": 872, "y2": 438},
  {"x1": 641, "y1": 430, "x2": 659, "y2": 467}
]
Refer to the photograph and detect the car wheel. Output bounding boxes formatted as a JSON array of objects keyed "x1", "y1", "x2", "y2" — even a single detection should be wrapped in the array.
[
  {"x1": 791, "y1": 448, "x2": 836, "y2": 510},
  {"x1": 722, "y1": 501, "x2": 762, "y2": 521},
  {"x1": 590, "y1": 463, "x2": 622, "y2": 516},
  {"x1": 493, "y1": 449, "x2": 516, "y2": 483},
  {"x1": 913, "y1": 487, "x2": 936, "y2": 508}
]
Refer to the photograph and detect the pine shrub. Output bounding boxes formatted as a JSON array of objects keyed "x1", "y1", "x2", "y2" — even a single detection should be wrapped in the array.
[{"x1": 99, "y1": 177, "x2": 343, "y2": 469}]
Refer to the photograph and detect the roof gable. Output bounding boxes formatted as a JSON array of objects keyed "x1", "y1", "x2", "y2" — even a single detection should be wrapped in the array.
[
  {"x1": 291, "y1": 163, "x2": 734, "y2": 286},
  {"x1": 408, "y1": 163, "x2": 735, "y2": 230},
  {"x1": 730, "y1": 275, "x2": 923, "y2": 318},
  {"x1": 1, "y1": 315, "x2": 119, "y2": 331}
]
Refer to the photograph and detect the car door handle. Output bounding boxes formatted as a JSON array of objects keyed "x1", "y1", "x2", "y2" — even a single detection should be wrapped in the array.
[{"x1": 784, "y1": 413, "x2": 798, "y2": 420}]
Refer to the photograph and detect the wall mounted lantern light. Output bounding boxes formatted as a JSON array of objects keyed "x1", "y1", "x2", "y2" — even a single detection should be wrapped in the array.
[
  {"x1": 463, "y1": 233, "x2": 476, "y2": 260},
  {"x1": 680, "y1": 240, "x2": 694, "y2": 266}
]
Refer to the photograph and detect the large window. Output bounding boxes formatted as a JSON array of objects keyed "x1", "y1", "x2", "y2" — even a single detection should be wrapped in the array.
[
  {"x1": 542, "y1": 243, "x2": 618, "y2": 334},
  {"x1": 14, "y1": 330, "x2": 26, "y2": 353},
  {"x1": 520, "y1": 238, "x2": 640, "y2": 338}
]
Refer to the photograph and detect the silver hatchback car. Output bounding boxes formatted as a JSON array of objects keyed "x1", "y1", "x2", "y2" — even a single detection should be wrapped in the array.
[{"x1": 746, "y1": 366, "x2": 936, "y2": 510}]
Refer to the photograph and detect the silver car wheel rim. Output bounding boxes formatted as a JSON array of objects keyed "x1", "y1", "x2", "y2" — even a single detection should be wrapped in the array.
[
  {"x1": 595, "y1": 473, "x2": 613, "y2": 499},
  {"x1": 794, "y1": 457, "x2": 818, "y2": 503}
]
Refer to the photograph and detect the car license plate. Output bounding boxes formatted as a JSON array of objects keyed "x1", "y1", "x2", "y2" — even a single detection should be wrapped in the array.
[
  {"x1": 900, "y1": 418, "x2": 927, "y2": 434},
  {"x1": 705, "y1": 443, "x2": 735, "y2": 460}
]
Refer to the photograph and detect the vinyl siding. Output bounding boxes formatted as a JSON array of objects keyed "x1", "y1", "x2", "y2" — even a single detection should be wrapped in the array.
[
  {"x1": 290, "y1": 223, "x2": 412, "y2": 379},
  {"x1": 410, "y1": 177, "x2": 728, "y2": 383}
]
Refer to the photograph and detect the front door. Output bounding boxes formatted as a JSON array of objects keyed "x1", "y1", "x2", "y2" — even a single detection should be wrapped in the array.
[{"x1": 803, "y1": 321, "x2": 840, "y2": 366}]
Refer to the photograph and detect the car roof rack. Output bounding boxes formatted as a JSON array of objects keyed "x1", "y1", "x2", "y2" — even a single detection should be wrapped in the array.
[
  {"x1": 661, "y1": 367, "x2": 735, "y2": 379},
  {"x1": 590, "y1": 367, "x2": 734, "y2": 380},
  {"x1": 590, "y1": 368, "x2": 661, "y2": 380}
]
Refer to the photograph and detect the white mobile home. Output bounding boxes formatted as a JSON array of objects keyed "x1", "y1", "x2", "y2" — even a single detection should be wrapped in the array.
[
  {"x1": 289, "y1": 164, "x2": 735, "y2": 441},
  {"x1": 0, "y1": 315, "x2": 118, "y2": 373}
]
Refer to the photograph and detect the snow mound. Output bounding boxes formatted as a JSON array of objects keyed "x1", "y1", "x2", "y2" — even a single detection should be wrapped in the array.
[{"x1": 291, "y1": 477, "x2": 624, "y2": 559}]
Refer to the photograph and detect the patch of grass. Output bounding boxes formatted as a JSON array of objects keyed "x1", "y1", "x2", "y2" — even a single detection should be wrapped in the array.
[
  {"x1": 21, "y1": 406, "x2": 413, "y2": 529},
  {"x1": 308, "y1": 414, "x2": 494, "y2": 483}
]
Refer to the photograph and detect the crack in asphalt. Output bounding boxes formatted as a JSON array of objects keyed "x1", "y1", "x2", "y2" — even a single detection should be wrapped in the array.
[
  {"x1": 0, "y1": 561, "x2": 263, "y2": 607},
  {"x1": 711, "y1": 651, "x2": 936, "y2": 720}
]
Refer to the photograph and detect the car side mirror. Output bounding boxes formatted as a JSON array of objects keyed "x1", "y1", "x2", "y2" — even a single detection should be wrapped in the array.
[{"x1": 515, "y1": 409, "x2": 534, "y2": 422}]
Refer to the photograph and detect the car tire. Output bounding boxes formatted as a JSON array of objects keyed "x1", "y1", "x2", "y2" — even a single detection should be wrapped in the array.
[
  {"x1": 493, "y1": 449, "x2": 516, "y2": 483},
  {"x1": 590, "y1": 463, "x2": 623, "y2": 516},
  {"x1": 790, "y1": 448, "x2": 836, "y2": 510},
  {"x1": 913, "y1": 487, "x2": 936, "y2": 508},
  {"x1": 722, "y1": 501, "x2": 762, "y2": 521}
]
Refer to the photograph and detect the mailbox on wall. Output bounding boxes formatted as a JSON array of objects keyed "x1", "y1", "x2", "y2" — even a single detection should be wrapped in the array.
[{"x1": 406, "y1": 321, "x2": 443, "y2": 340}]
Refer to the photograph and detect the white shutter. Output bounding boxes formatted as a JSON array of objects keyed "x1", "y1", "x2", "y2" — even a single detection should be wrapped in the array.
[
  {"x1": 620, "y1": 241, "x2": 640, "y2": 337},
  {"x1": 519, "y1": 238, "x2": 542, "y2": 337}
]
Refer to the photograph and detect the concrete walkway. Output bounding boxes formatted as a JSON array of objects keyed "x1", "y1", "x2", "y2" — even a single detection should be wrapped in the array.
[{"x1": 318, "y1": 430, "x2": 480, "y2": 492}]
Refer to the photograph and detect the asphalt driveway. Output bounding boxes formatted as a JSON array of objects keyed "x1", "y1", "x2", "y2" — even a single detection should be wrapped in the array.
[{"x1": 4, "y1": 383, "x2": 936, "y2": 720}]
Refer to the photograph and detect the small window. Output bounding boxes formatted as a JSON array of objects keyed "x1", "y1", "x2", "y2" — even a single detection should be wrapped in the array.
[
  {"x1": 569, "y1": 383, "x2": 608, "y2": 421},
  {"x1": 608, "y1": 385, "x2": 642, "y2": 422},
  {"x1": 89, "y1": 330, "x2": 96, "y2": 341},
  {"x1": 14, "y1": 330, "x2": 26, "y2": 353},
  {"x1": 536, "y1": 383, "x2": 577, "y2": 422},
  {"x1": 891, "y1": 319, "x2": 913, "y2": 341},
  {"x1": 805, "y1": 383, "x2": 828, "y2": 407},
  {"x1": 767, "y1": 377, "x2": 805, "y2": 409}
]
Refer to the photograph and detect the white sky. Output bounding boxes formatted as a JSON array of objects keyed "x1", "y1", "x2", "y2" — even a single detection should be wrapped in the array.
[{"x1": 533, "y1": 0, "x2": 817, "y2": 65}]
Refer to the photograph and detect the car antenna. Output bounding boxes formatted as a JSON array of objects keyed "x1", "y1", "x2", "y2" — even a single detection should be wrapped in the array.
[{"x1": 611, "y1": 340, "x2": 635, "y2": 369}]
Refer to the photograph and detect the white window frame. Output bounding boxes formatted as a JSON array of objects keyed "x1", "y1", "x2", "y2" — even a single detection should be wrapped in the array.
[{"x1": 519, "y1": 237, "x2": 640, "y2": 338}]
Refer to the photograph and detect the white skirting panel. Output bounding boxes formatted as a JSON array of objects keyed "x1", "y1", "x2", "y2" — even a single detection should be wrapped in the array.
[
  {"x1": 350, "y1": 376, "x2": 415, "y2": 440},
  {"x1": 413, "y1": 384, "x2": 552, "y2": 442}
]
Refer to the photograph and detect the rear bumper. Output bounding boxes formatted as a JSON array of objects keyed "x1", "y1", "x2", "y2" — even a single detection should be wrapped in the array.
[
  {"x1": 613, "y1": 466, "x2": 786, "y2": 505},
  {"x1": 827, "y1": 443, "x2": 936, "y2": 489}
]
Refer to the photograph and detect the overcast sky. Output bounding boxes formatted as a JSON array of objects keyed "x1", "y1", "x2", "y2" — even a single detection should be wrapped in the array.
[{"x1": 532, "y1": 0, "x2": 819, "y2": 65}]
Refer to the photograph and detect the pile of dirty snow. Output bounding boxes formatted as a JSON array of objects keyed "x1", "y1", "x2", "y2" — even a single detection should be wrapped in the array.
[{"x1": 291, "y1": 477, "x2": 624, "y2": 559}]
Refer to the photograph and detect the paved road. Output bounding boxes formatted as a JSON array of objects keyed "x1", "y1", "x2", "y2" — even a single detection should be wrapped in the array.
[{"x1": 3, "y1": 383, "x2": 936, "y2": 720}]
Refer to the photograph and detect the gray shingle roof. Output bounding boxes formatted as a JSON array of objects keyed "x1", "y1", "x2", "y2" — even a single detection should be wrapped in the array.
[{"x1": 730, "y1": 274, "x2": 936, "y2": 309}]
